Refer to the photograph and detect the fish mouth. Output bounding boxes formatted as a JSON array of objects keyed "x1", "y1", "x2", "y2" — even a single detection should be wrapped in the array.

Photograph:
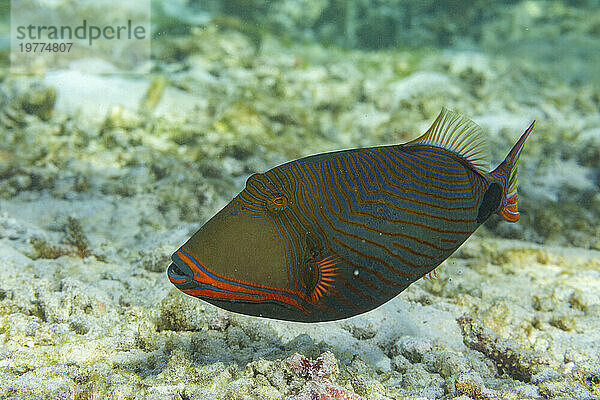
[{"x1": 167, "y1": 260, "x2": 193, "y2": 286}]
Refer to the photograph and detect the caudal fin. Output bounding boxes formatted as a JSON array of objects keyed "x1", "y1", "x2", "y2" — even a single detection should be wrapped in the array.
[{"x1": 490, "y1": 121, "x2": 535, "y2": 222}]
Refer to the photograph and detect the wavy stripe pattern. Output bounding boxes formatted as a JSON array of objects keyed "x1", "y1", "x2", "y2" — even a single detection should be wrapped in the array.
[{"x1": 222, "y1": 143, "x2": 488, "y2": 320}]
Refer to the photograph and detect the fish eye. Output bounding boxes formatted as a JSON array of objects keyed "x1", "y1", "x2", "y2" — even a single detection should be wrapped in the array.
[{"x1": 266, "y1": 193, "x2": 289, "y2": 213}]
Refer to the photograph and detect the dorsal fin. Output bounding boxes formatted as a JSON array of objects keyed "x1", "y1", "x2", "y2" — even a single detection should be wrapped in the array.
[{"x1": 405, "y1": 108, "x2": 490, "y2": 174}]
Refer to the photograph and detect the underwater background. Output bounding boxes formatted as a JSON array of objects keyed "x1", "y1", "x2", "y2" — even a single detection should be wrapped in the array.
[{"x1": 0, "y1": 0, "x2": 599, "y2": 399}]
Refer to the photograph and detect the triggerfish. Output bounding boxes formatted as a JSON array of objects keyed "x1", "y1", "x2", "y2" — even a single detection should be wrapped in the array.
[{"x1": 167, "y1": 108, "x2": 534, "y2": 322}]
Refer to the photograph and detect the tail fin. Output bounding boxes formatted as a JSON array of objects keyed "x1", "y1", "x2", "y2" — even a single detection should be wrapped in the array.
[{"x1": 490, "y1": 121, "x2": 535, "y2": 222}]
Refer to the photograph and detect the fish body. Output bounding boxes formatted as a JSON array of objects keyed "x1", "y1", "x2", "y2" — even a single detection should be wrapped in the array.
[{"x1": 167, "y1": 108, "x2": 534, "y2": 322}]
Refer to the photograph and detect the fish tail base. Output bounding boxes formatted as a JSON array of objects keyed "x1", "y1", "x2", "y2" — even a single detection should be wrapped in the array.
[{"x1": 500, "y1": 193, "x2": 520, "y2": 222}]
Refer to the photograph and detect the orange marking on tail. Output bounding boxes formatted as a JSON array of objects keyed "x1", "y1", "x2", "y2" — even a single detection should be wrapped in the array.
[{"x1": 501, "y1": 193, "x2": 520, "y2": 222}]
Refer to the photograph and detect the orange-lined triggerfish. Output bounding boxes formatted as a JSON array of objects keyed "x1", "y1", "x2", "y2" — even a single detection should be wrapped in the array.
[{"x1": 167, "y1": 108, "x2": 534, "y2": 322}]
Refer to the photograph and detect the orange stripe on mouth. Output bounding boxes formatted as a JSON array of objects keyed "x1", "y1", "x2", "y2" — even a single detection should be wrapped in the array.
[
  {"x1": 169, "y1": 277, "x2": 187, "y2": 284},
  {"x1": 176, "y1": 249, "x2": 310, "y2": 314}
]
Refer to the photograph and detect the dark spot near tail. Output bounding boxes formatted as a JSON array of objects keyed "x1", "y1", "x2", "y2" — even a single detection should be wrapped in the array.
[{"x1": 477, "y1": 182, "x2": 502, "y2": 223}]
